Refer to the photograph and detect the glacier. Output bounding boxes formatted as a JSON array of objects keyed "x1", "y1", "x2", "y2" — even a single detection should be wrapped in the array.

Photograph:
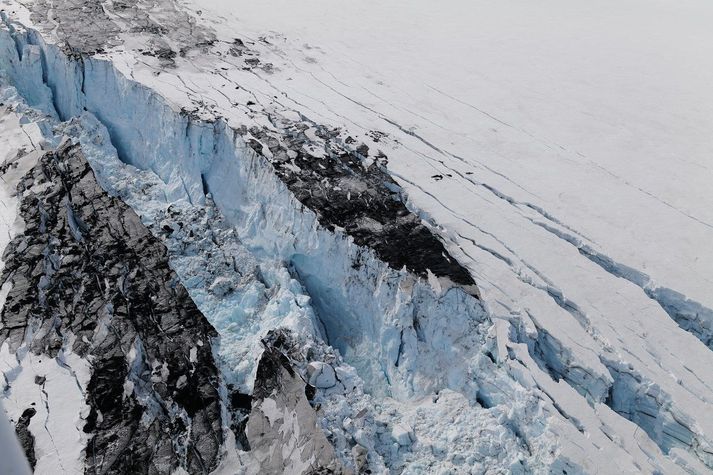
[{"x1": 1, "y1": 0, "x2": 712, "y2": 473}]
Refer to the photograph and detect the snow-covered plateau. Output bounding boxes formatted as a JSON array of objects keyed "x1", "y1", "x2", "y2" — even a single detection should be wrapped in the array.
[{"x1": 0, "y1": 0, "x2": 712, "y2": 473}]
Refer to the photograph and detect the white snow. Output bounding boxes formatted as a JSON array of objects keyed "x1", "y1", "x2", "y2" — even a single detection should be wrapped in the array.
[
  {"x1": 0, "y1": 343, "x2": 91, "y2": 474},
  {"x1": 190, "y1": 0, "x2": 713, "y2": 305}
]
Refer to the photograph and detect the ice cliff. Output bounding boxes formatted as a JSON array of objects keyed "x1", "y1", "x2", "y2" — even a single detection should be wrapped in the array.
[{"x1": 1, "y1": 2, "x2": 712, "y2": 474}]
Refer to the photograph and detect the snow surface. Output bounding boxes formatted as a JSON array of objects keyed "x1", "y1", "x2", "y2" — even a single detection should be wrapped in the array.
[{"x1": 1, "y1": 0, "x2": 713, "y2": 473}]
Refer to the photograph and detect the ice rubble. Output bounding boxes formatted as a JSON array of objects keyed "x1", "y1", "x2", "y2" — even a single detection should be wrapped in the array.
[
  {"x1": 0, "y1": 9, "x2": 711, "y2": 474},
  {"x1": 0, "y1": 96, "x2": 537, "y2": 474}
]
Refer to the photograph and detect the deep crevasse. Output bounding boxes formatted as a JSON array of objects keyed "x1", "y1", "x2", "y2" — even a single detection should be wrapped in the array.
[{"x1": 0, "y1": 16, "x2": 551, "y2": 473}]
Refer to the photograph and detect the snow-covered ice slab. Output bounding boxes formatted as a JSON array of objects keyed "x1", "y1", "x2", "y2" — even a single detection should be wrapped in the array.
[{"x1": 1, "y1": 0, "x2": 712, "y2": 472}]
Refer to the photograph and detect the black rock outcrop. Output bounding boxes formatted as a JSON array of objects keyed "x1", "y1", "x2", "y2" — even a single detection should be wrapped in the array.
[
  {"x1": 246, "y1": 125, "x2": 478, "y2": 290},
  {"x1": 0, "y1": 142, "x2": 224, "y2": 474},
  {"x1": 14, "y1": 407, "x2": 37, "y2": 470}
]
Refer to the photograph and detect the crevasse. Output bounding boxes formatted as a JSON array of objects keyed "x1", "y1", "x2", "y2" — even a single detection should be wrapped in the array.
[
  {"x1": 0, "y1": 10, "x2": 547, "y2": 457},
  {"x1": 1, "y1": 12, "x2": 499, "y2": 401}
]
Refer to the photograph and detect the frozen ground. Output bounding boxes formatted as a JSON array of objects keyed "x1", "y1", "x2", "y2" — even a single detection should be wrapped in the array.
[{"x1": 1, "y1": 0, "x2": 712, "y2": 473}]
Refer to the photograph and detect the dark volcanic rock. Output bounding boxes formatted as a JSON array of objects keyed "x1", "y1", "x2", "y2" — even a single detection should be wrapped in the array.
[
  {"x1": 0, "y1": 142, "x2": 223, "y2": 474},
  {"x1": 15, "y1": 407, "x2": 37, "y2": 470},
  {"x1": 246, "y1": 126, "x2": 477, "y2": 290}
]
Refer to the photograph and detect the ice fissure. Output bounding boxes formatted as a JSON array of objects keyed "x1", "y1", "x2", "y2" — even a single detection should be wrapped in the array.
[
  {"x1": 534, "y1": 219, "x2": 713, "y2": 351},
  {"x1": 0, "y1": 15, "x2": 539, "y2": 473}
]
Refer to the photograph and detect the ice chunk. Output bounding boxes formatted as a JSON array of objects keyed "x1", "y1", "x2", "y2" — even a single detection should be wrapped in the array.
[
  {"x1": 392, "y1": 423, "x2": 414, "y2": 446},
  {"x1": 307, "y1": 361, "x2": 337, "y2": 389}
]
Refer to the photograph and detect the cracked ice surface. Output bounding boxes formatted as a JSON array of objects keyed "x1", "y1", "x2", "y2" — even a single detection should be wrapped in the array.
[
  {"x1": 1, "y1": 0, "x2": 713, "y2": 473},
  {"x1": 182, "y1": 1, "x2": 713, "y2": 470}
]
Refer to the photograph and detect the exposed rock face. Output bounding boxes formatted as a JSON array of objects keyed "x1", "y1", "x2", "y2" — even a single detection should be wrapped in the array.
[
  {"x1": 14, "y1": 408, "x2": 37, "y2": 470},
  {"x1": 0, "y1": 142, "x2": 223, "y2": 473},
  {"x1": 247, "y1": 330, "x2": 347, "y2": 474},
  {"x1": 246, "y1": 125, "x2": 478, "y2": 291}
]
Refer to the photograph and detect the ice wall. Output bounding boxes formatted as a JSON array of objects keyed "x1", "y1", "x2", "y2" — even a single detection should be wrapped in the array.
[
  {"x1": 2, "y1": 15, "x2": 498, "y2": 401},
  {"x1": 1, "y1": 12, "x2": 710, "y2": 473}
]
